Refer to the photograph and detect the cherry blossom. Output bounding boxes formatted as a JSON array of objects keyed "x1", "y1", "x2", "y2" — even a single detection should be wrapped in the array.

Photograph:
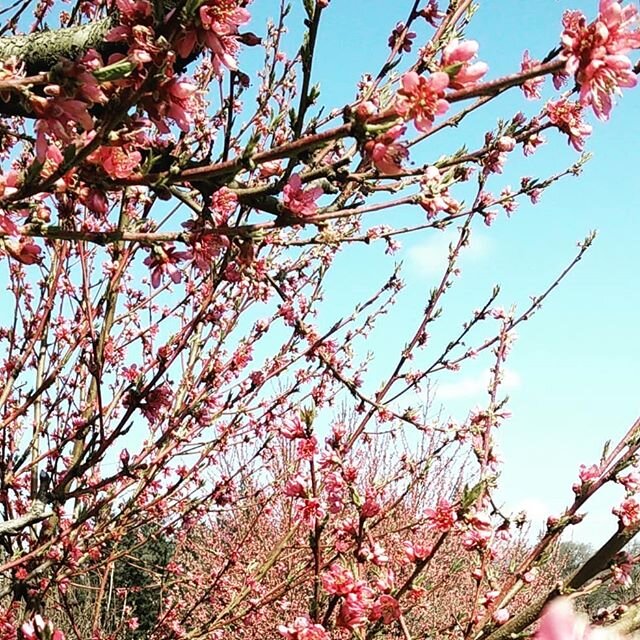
[
  {"x1": 282, "y1": 174, "x2": 323, "y2": 217},
  {"x1": 364, "y1": 125, "x2": 409, "y2": 175},
  {"x1": 395, "y1": 71, "x2": 450, "y2": 132}
]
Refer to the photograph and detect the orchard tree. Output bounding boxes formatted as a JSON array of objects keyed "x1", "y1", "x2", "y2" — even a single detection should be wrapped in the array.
[{"x1": 0, "y1": 0, "x2": 639, "y2": 639}]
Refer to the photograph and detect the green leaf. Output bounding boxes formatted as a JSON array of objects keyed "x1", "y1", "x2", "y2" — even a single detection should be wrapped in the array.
[{"x1": 93, "y1": 60, "x2": 135, "y2": 82}]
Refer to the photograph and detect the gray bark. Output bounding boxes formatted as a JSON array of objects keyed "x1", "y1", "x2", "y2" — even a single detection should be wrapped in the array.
[
  {"x1": 0, "y1": 499, "x2": 52, "y2": 536},
  {"x1": 0, "y1": 17, "x2": 116, "y2": 76}
]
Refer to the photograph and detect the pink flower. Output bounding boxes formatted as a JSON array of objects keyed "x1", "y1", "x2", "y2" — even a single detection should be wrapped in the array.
[
  {"x1": 395, "y1": 71, "x2": 449, "y2": 132},
  {"x1": 278, "y1": 617, "x2": 331, "y2": 640},
  {"x1": 560, "y1": 3, "x2": 640, "y2": 120},
  {"x1": 388, "y1": 22, "x2": 416, "y2": 53},
  {"x1": 618, "y1": 471, "x2": 640, "y2": 493},
  {"x1": 371, "y1": 594, "x2": 401, "y2": 624},
  {"x1": 88, "y1": 144, "x2": 143, "y2": 179},
  {"x1": 283, "y1": 477, "x2": 307, "y2": 498},
  {"x1": 3, "y1": 237, "x2": 41, "y2": 265},
  {"x1": 364, "y1": 125, "x2": 409, "y2": 175},
  {"x1": 282, "y1": 174, "x2": 323, "y2": 217},
  {"x1": 295, "y1": 497, "x2": 326, "y2": 526},
  {"x1": 143, "y1": 243, "x2": 190, "y2": 288},
  {"x1": 297, "y1": 436, "x2": 318, "y2": 460},
  {"x1": 360, "y1": 490, "x2": 381, "y2": 518},
  {"x1": 613, "y1": 497, "x2": 640, "y2": 527},
  {"x1": 403, "y1": 540, "x2": 433, "y2": 562},
  {"x1": 611, "y1": 552, "x2": 634, "y2": 587},
  {"x1": 419, "y1": 166, "x2": 460, "y2": 218},
  {"x1": 337, "y1": 585, "x2": 376, "y2": 630},
  {"x1": 279, "y1": 416, "x2": 306, "y2": 439},
  {"x1": 534, "y1": 598, "x2": 604, "y2": 640},
  {"x1": 144, "y1": 76, "x2": 199, "y2": 133},
  {"x1": 322, "y1": 563, "x2": 356, "y2": 596},
  {"x1": 546, "y1": 99, "x2": 593, "y2": 151},
  {"x1": 520, "y1": 50, "x2": 545, "y2": 99},
  {"x1": 137, "y1": 384, "x2": 172, "y2": 423},
  {"x1": 21, "y1": 616, "x2": 65, "y2": 640},
  {"x1": 174, "y1": 0, "x2": 250, "y2": 74},
  {"x1": 425, "y1": 497, "x2": 457, "y2": 532},
  {"x1": 441, "y1": 39, "x2": 488, "y2": 89},
  {"x1": 579, "y1": 463, "x2": 601, "y2": 483},
  {"x1": 579, "y1": 55, "x2": 637, "y2": 120},
  {"x1": 461, "y1": 513, "x2": 493, "y2": 550},
  {"x1": 31, "y1": 95, "x2": 93, "y2": 161},
  {"x1": 493, "y1": 609, "x2": 510, "y2": 625}
]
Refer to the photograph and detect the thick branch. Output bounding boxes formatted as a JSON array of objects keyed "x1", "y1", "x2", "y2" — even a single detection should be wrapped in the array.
[
  {"x1": 0, "y1": 499, "x2": 52, "y2": 536},
  {"x1": 0, "y1": 17, "x2": 116, "y2": 75}
]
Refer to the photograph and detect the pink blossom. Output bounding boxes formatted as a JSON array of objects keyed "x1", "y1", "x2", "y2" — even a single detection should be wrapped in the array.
[
  {"x1": 388, "y1": 22, "x2": 416, "y2": 53},
  {"x1": 560, "y1": 3, "x2": 640, "y2": 119},
  {"x1": 143, "y1": 244, "x2": 190, "y2": 288},
  {"x1": 278, "y1": 617, "x2": 331, "y2": 640},
  {"x1": 284, "y1": 477, "x2": 307, "y2": 498},
  {"x1": 175, "y1": 0, "x2": 250, "y2": 74},
  {"x1": 88, "y1": 144, "x2": 143, "y2": 179},
  {"x1": 534, "y1": 598, "x2": 610, "y2": 640},
  {"x1": 579, "y1": 55, "x2": 637, "y2": 120},
  {"x1": 395, "y1": 71, "x2": 450, "y2": 132},
  {"x1": 403, "y1": 540, "x2": 433, "y2": 562},
  {"x1": 297, "y1": 436, "x2": 318, "y2": 460},
  {"x1": 295, "y1": 497, "x2": 326, "y2": 526},
  {"x1": 370, "y1": 594, "x2": 401, "y2": 624},
  {"x1": 364, "y1": 125, "x2": 409, "y2": 175},
  {"x1": 321, "y1": 563, "x2": 356, "y2": 596},
  {"x1": 137, "y1": 384, "x2": 172, "y2": 423},
  {"x1": 613, "y1": 497, "x2": 640, "y2": 527},
  {"x1": 360, "y1": 490, "x2": 382, "y2": 519},
  {"x1": 419, "y1": 166, "x2": 460, "y2": 218},
  {"x1": 611, "y1": 552, "x2": 634, "y2": 587},
  {"x1": 115, "y1": 0, "x2": 152, "y2": 20},
  {"x1": 3, "y1": 237, "x2": 41, "y2": 265},
  {"x1": 280, "y1": 416, "x2": 306, "y2": 439},
  {"x1": 424, "y1": 497, "x2": 457, "y2": 532},
  {"x1": 493, "y1": 609, "x2": 510, "y2": 625},
  {"x1": 461, "y1": 512, "x2": 493, "y2": 550},
  {"x1": 618, "y1": 471, "x2": 640, "y2": 493},
  {"x1": 337, "y1": 584, "x2": 376, "y2": 630},
  {"x1": 21, "y1": 617, "x2": 65, "y2": 640},
  {"x1": 144, "y1": 76, "x2": 199, "y2": 133},
  {"x1": 441, "y1": 39, "x2": 488, "y2": 89},
  {"x1": 520, "y1": 50, "x2": 545, "y2": 99},
  {"x1": 546, "y1": 99, "x2": 593, "y2": 151},
  {"x1": 523, "y1": 132, "x2": 546, "y2": 156},
  {"x1": 283, "y1": 174, "x2": 323, "y2": 217},
  {"x1": 0, "y1": 213, "x2": 18, "y2": 236},
  {"x1": 31, "y1": 95, "x2": 93, "y2": 161}
]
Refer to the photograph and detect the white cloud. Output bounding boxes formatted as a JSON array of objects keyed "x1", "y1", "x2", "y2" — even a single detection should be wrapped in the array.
[
  {"x1": 436, "y1": 367, "x2": 521, "y2": 401},
  {"x1": 408, "y1": 228, "x2": 491, "y2": 277}
]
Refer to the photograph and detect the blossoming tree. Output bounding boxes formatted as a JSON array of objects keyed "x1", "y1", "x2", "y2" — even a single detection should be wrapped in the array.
[{"x1": 0, "y1": 0, "x2": 639, "y2": 639}]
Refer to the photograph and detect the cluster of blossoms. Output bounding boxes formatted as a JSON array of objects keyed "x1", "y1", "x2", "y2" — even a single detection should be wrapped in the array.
[
  {"x1": 561, "y1": 0, "x2": 640, "y2": 120},
  {"x1": 361, "y1": 39, "x2": 487, "y2": 176},
  {"x1": 320, "y1": 563, "x2": 400, "y2": 630}
]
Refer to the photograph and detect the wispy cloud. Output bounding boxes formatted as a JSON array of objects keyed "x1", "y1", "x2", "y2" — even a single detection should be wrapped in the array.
[
  {"x1": 408, "y1": 228, "x2": 491, "y2": 277},
  {"x1": 435, "y1": 368, "x2": 521, "y2": 401}
]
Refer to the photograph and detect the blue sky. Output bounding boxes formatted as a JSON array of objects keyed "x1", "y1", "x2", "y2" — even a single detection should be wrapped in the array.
[{"x1": 246, "y1": 0, "x2": 640, "y2": 545}]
